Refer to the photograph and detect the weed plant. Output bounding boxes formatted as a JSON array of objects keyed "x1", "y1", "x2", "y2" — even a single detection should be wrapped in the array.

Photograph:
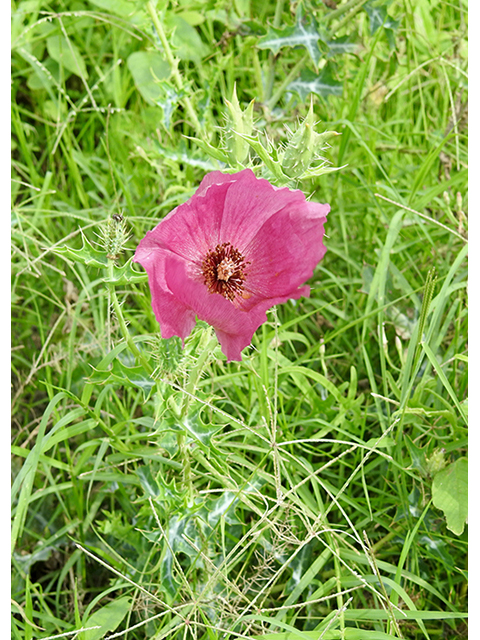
[{"x1": 11, "y1": 0, "x2": 468, "y2": 638}]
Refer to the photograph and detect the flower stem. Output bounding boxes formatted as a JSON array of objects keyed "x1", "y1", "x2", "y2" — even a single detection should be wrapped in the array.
[
  {"x1": 177, "y1": 328, "x2": 217, "y2": 503},
  {"x1": 145, "y1": 0, "x2": 203, "y2": 137},
  {"x1": 324, "y1": 0, "x2": 367, "y2": 25},
  {"x1": 264, "y1": 0, "x2": 286, "y2": 102},
  {"x1": 107, "y1": 259, "x2": 153, "y2": 375},
  {"x1": 267, "y1": 55, "x2": 307, "y2": 110}
]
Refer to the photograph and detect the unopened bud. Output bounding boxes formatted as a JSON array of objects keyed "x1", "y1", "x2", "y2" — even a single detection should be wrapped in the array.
[
  {"x1": 224, "y1": 84, "x2": 254, "y2": 165},
  {"x1": 282, "y1": 101, "x2": 340, "y2": 178},
  {"x1": 456, "y1": 192, "x2": 463, "y2": 212},
  {"x1": 101, "y1": 212, "x2": 129, "y2": 261},
  {"x1": 426, "y1": 448, "x2": 446, "y2": 476},
  {"x1": 381, "y1": 324, "x2": 388, "y2": 355}
]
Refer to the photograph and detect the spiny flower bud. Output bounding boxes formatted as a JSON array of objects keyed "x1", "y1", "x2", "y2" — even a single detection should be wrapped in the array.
[
  {"x1": 224, "y1": 85, "x2": 254, "y2": 166},
  {"x1": 282, "y1": 101, "x2": 340, "y2": 179},
  {"x1": 101, "y1": 212, "x2": 130, "y2": 261},
  {"x1": 425, "y1": 448, "x2": 446, "y2": 477},
  {"x1": 154, "y1": 335, "x2": 185, "y2": 378}
]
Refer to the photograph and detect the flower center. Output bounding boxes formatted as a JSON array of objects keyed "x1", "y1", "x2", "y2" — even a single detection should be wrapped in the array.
[{"x1": 202, "y1": 242, "x2": 249, "y2": 301}]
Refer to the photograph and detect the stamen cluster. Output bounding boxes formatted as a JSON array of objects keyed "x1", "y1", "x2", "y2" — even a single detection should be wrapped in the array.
[{"x1": 202, "y1": 242, "x2": 249, "y2": 301}]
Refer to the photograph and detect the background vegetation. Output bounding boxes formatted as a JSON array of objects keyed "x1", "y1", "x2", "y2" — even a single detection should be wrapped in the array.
[{"x1": 12, "y1": 0, "x2": 468, "y2": 638}]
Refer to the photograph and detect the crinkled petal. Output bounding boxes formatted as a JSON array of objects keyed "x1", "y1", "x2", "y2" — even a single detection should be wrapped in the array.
[
  {"x1": 216, "y1": 170, "x2": 308, "y2": 250},
  {"x1": 163, "y1": 255, "x2": 312, "y2": 361},
  {"x1": 238, "y1": 200, "x2": 329, "y2": 310},
  {"x1": 135, "y1": 249, "x2": 196, "y2": 342},
  {"x1": 136, "y1": 169, "x2": 309, "y2": 268},
  {"x1": 163, "y1": 254, "x2": 258, "y2": 360},
  {"x1": 134, "y1": 180, "x2": 232, "y2": 265}
]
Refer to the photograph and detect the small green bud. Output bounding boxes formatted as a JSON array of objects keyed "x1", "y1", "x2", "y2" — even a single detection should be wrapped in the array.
[
  {"x1": 224, "y1": 84, "x2": 255, "y2": 166},
  {"x1": 155, "y1": 335, "x2": 184, "y2": 376},
  {"x1": 101, "y1": 212, "x2": 130, "y2": 261},
  {"x1": 282, "y1": 101, "x2": 340, "y2": 179},
  {"x1": 425, "y1": 448, "x2": 447, "y2": 477}
]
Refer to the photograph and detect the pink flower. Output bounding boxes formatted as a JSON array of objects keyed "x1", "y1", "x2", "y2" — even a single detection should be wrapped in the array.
[{"x1": 134, "y1": 169, "x2": 329, "y2": 361}]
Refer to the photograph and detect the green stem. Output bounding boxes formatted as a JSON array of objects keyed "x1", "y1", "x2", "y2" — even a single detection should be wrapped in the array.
[
  {"x1": 182, "y1": 332, "x2": 217, "y2": 412},
  {"x1": 107, "y1": 260, "x2": 153, "y2": 375},
  {"x1": 324, "y1": 0, "x2": 367, "y2": 25},
  {"x1": 177, "y1": 329, "x2": 217, "y2": 502},
  {"x1": 267, "y1": 55, "x2": 307, "y2": 110},
  {"x1": 145, "y1": 1, "x2": 203, "y2": 137},
  {"x1": 264, "y1": 0, "x2": 286, "y2": 102}
]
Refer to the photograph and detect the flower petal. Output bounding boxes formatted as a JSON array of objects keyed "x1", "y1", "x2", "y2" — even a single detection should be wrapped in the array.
[
  {"x1": 134, "y1": 248, "x2": 196, "y2": 342},
  {"x1": 217, "y1": 170, "x2": 308, "y2": 250},
  {"x1": 237, "y1": 199, "x2": 329, "y2": 310},
  {"x1": 134, "y1": 180, "x2": 232, "y2": 265}
]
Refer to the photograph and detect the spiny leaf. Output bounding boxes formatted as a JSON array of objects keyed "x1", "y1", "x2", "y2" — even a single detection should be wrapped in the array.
[
  {"x1": 325, "y1": 36, "x2": 357, "y2": 57},
  {"x1": 364, "y1": 1, "x2": 401, "y2": 36},
  {"x1": 155, "y1": 140, "x2": 218, "y2": 171},
  {"x1": 102, "y1": 256, "x2": 148, "y2": 285},
  {"x1": 88, "y1": 359, "x2": 155, "y2": 401},
  {"x1": 257, "y1": 14, "x2": 325, "y2": 67},
  {"x1": 287, "y1": 66, "x2": 343, "y2": 101},
  {"x1": 53, "y1": 234, "x2": 108, "y2": 268}
]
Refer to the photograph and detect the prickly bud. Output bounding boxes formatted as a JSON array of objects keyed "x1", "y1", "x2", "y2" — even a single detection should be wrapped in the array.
[
  {"x1": 155, "y1": 335, "x2": 185, "y2": 377},
  {"x1": 224, "y1": 85, "x2": 254, "y2": 166},
  {"x1": 101, "y1": 212, "x2": 129, "y2": 261},
  {"x1": 426, "y1": 448, "x2": 447, "y2": 477},
  {"x1": 282, "y1": 101, "x2": 340, "y2": 179}
]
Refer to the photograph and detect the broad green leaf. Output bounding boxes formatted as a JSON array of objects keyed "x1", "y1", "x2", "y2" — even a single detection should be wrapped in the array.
[
  {"x1": 26, "y1": 58, "x2": 62, "y2": 92},
  {"x1": 47, "y1": 34, "x2": 88, "y2": 79},
  {"x1": 82, "y1": 596, "x2": 131, "y2": 640},
  {"x1": 127, "y1": 51, "x2": 171, "y2": 104},
  {"x1": 287, "y1": 66, "x2": 342, "y2": 101},
  {"x1": 257, "y1": 15, "x2": 324, "y2": 67},
  {"x1": 166, "y1": 15, "x2": 210, "y2": 62},
  {"x1": 432, "y1": 457, "x2": 468, "y2": 535}
]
